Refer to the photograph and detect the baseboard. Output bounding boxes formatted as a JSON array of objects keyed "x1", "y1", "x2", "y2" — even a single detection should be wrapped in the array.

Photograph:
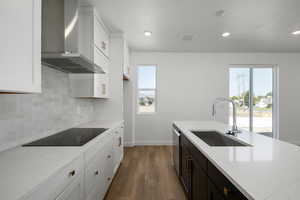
[
  {"x1": 124, "y1": 141, "x2": 135, "y2": 147},
  {"x1": 134, "y1": 141, "x2": 174, "y2": 146},
  {"x1": 288, "y1": 141, "x2": 300, "y2": 146}
]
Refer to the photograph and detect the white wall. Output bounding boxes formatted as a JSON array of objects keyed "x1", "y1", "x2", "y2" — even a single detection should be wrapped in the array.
[{"x1": 127, "y1": 52, "x2": 300, "y2": 145}]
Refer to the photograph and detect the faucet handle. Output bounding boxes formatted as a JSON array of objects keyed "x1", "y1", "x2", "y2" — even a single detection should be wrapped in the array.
[{"x1": 225, "y1": 130, "x2": 237, "y2": 136}]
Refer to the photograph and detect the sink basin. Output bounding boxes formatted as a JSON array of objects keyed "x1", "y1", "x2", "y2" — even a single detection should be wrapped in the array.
[{"x1": 191, "y1": 131, "x2": 250, "y2": 146}]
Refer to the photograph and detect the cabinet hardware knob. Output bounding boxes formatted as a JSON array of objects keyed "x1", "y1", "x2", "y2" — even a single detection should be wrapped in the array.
[
  {"x1": 101, "y1": 41, "x2": 106, "y2": 50},
  {"x1": 223, "y1": 187, "x2": 230, "y2": 196},
  {"x1": 94, "y1": 170, "x2": 99, "y2": 175},
  {"x1": 107, "y1": 177, "x2": 111, "y2": 181},
  {"x1": 107, "y1": 155, "x2": 111, "y2": 159},
  {"x1": 69, "y1": 170, "x2": 75, "y2": 177}
]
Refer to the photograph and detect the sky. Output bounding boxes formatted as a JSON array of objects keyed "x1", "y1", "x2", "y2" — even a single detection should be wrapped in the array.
[
  {"x1": 138, "y1": 66, "x2": 156, "y2": 89},
  {"x1": 137, "y1": 66, "x2": 273, "y2": 97},
  {"x1": 230, "y1": 68, "x2": 273, "y2": 97}
]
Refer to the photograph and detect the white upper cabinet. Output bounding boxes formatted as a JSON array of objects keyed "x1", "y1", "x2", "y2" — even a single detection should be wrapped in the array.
[
  {"x1": 69, "y1": 74, "x2": 109, "y2": 98},
  {"x1": 0, "y1": 0, "x2": 41, "y2": 93},
  {"x1": 79, "y1": 6, "x2": 110, "y2": 73}
]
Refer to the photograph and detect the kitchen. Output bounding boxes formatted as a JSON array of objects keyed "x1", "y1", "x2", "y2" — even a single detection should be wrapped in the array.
[{"x1": 1, "y1": 0, "x2": 300, "y2": 200}]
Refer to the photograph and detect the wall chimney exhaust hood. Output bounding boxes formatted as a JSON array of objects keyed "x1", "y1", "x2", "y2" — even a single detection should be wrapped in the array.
[{"x1": 42, "y1": 0, "x2": 105, "y2": 73}]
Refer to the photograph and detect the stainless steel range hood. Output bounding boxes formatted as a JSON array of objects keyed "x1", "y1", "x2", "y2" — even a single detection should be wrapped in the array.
[{"x1": 42, "y1": 0, "x2": 105, "y2": 73}]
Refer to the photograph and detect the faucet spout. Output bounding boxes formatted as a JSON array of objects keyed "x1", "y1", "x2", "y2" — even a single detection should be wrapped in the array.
[{"x1": 212, "y1": 97, "x2": 241, "y2": 135}]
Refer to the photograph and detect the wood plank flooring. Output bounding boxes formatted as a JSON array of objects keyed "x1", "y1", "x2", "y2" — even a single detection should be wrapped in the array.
[{"x1": 104, "y1": 146, "x2": 187, "y2": 200}]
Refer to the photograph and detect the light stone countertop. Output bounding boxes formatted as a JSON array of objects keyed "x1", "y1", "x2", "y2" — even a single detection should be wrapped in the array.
[
  {"x1": 0, "y1": 120, "x2": 123, "y2": 200},
  {"x1": 77, "y1": 120, "x2": 124, "y2": 129},
  {"x1": 173, "y1": 120, "x2": 300, "y2": 200}
]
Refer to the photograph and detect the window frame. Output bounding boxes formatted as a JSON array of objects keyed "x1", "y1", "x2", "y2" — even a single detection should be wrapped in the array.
[
  {"x1": 229, "y1": 64, "x2": 279, "y2": 139},
  {"x1": 136, "y1": 65, "x2": 158, "y2": 115}
]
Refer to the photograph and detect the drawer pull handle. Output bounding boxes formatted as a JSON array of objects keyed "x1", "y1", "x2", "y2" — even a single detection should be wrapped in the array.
[
  {"x1": 107, "y1": 177, "x2": 111, "y2": 181},
  {"x1": 107, "y1": 155, "x2": 111, "y2": 159},
  {"x1": 119, "y1": 137, "x2": 122, "y2": 147},
  {"x1": 94, "y1": 170, "x2": 99, "y2": 175},
  {"x1": 69, "y1": 170, "x2": 76, "y2": 177},
  {"x1": 223, "y1": 187, "x2": 230, "y2": 196}
]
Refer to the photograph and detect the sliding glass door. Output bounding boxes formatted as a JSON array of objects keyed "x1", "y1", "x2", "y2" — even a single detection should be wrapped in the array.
[{"x1": 229, "y1": 66, "x2": 277, "y2": 138}]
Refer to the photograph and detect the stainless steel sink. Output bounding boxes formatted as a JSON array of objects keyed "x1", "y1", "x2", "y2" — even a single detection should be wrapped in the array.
[{"x1": 191, "y1": 131, "x2": 250, "y2": 146}]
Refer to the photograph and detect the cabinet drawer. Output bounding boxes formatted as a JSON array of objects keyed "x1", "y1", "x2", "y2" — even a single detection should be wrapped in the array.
[
  {"x1": 94, "y1": 46, "x2": 109, "y2": 73},
  {"x1": 55, "y1": 176, "x2": 82, "y2": 200},
  {"x1": 94, "y1": 16, "x2": 109, "y2": 57},
  {"x1": 85, "y1": 148, "x2": 106, "y2": 195},
  {"x1": 85, "y1": 135, "x2": 113, "y2": 196},
  {"x1": 26, "y1": 156, "x2": 83, "y2": 200},
  {"x1": 84, "y1": 131, "x2": 112, "y2": 163},
  {"x1": 208, "y1": 162, "x2": 247, "y2": 200}
]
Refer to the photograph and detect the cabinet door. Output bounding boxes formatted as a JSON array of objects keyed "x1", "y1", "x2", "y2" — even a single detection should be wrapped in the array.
[
  {"x1": 113, "y1": 125, "x2": 124, "y2": 174},
  {"x1": 94, "y1": 74, "x2": 109, "y2": 98},
  {"x1": 56, "y1": 178, "x2": 82, "y2": 200},
  {"x1": 180, "y1": 144, "x2": 191, "y2": 198},
  {"x1": 94, "y1": 46, "x2": 109, "y2": 73},
  {"x1": 94, "y1": 14, "x2": 109, "y2": 58},
  {"x1": 191, "y1": 159, "x2": 208, "y2": 200},
  {"x1": 208, "y1": 180, "x2": 225, "y2": 200},
  {"x1": 0, "y1": 0, "x2": 41, "y2": 93}
]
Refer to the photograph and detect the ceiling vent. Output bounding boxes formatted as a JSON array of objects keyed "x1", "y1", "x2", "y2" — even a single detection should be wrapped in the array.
[{"x1": 182, "y1": 34, "x2": 194, "y2": 41}]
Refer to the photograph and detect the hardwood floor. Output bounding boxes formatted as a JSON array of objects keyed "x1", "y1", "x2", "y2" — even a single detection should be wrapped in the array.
[{"x1": 104, "y1": 146, "x2": 187, "y2": 200}]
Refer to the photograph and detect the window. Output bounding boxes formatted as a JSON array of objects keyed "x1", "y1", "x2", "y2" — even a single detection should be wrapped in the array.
[
  {"x1": 229, "y1": 66, "x2": 278, "y2": 138},
  {"x1": 137, "y1": 65, "x2": 157, "y2": 114}
]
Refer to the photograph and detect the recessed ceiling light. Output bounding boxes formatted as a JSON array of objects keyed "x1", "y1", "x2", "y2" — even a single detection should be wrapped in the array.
[
  {"x1": 144, "y1": 31, "x2": 152, "y2": 37},
  {"x1": 292, "y1": 30, "x2": 300, "y2": 35},
  {"x1": 222, "y1": 32, "x2": 231, "y2": 37}
]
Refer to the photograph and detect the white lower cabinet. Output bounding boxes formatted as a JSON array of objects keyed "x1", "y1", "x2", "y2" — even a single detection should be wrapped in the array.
[
  {"x1": 85, "y1": 131, "x2": 115, "y2": 200},
  {"x1": 55, "y1": 177, "x2": 83, "y2": 200},
  {"x1": 24, "y1": 126, "x2": 123, "y2": 200},
  {"x1": 113, "y1": 124, "x2": 124, "y2": 173},
  {"x1": 24, "y1": 156, "x2": 84, "y2": 200}
]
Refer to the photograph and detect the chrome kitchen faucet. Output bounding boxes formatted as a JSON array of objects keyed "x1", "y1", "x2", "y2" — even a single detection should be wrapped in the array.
[{"x1": 212, "y1": 97, "x2": 241, "y2": 136}]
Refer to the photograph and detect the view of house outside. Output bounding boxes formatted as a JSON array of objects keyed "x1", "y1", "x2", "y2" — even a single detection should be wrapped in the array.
[
  {"x1": 137, "y1": 66, "x2": 156, "y2": 113},
  {"x1": 138, "y1": 90, "x2": 156, "y2": 113},
  {"x1": 229, "y1": 68, "x2": 273, "y2": 134}
]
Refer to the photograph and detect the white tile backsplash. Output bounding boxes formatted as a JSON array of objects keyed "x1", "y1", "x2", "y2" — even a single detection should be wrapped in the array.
[{"x1": 0, "y1": 66, "x2": 95, "y2": 152}]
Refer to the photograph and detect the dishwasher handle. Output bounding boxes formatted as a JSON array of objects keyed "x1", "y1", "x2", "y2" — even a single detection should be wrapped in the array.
[{"x1": 173, "y1": 128, "x2": 181, "y2": 137}]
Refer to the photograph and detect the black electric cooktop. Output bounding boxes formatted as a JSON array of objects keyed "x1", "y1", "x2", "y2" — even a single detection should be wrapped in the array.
[{"x1": 23, "y1": 128, "x2": 108, "y2": 146}]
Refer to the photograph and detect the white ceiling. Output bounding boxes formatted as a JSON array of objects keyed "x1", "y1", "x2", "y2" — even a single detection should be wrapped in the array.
[{"x1": 88, "y1": 0, "x2": 300, "y2": 52}]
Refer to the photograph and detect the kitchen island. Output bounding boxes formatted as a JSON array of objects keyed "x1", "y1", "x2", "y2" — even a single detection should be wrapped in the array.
[{"x1": 173, "y1": 121, "x2": 300, "y2": 200}]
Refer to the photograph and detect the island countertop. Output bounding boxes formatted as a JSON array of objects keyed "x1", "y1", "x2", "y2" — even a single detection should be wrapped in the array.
[{"x1": 173, "y1": 121, "x2": 300, "y2": 200}]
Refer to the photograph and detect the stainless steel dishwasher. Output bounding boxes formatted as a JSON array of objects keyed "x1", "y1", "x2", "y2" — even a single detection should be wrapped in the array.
[{"x1": 172, "y1": 125, "x2": 181, "y2": 176}]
